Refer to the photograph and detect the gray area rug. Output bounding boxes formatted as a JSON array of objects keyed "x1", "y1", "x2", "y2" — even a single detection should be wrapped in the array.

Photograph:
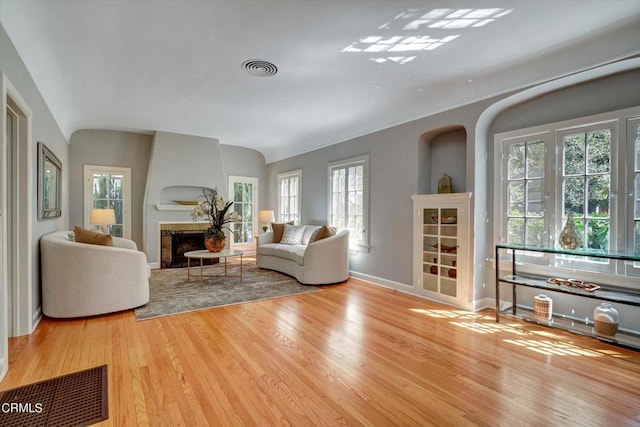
[{"x1": 135, "y1": 262, "x2": 321, "y2": 320}]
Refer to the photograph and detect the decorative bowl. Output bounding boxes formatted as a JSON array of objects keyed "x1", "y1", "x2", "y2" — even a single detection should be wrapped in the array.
[{"x1": 441, "y1": 216, "x2": 457, "y2": 224}]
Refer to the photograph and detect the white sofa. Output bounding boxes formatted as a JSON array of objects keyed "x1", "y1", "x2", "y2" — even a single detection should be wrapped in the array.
[
  {"x1": 40, "y1": 230, "x2": 150, "y2": 318},
  {"x1": 257, "y1": 226, "x2": 349, "y2": 285}
]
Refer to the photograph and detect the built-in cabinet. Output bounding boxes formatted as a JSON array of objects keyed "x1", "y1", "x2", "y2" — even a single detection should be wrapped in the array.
[{"x1": 412, "y1": 193, "x2": 472, "y2": 309}]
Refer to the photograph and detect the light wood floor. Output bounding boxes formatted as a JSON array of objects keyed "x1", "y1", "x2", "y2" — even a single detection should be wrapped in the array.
[{"x1": 2, "y1": 277, "x2": 639, "y2": 426}]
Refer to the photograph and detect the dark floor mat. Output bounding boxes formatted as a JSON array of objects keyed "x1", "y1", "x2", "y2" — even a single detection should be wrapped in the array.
[{"x1": 0, "y1": 365, "x2": 108, "y2": 426}]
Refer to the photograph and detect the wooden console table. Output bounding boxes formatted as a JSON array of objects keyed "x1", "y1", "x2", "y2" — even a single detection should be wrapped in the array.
[{"x1": 495, "y1": 243, "x2": 640, "y2": 350}]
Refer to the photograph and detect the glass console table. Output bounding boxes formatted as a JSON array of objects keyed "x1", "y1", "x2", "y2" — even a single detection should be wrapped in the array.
[{"x1": 495, "y1": 243, "x2": 640, "y2": 350}]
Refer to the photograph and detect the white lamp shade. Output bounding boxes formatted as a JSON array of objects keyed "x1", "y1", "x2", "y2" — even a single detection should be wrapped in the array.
[
  {"x1": 90, "y1": 208, "x2": 116, "y2": 225},
  {"x1": 258, "y1": 210, "x2": 275, "y2": 223}
]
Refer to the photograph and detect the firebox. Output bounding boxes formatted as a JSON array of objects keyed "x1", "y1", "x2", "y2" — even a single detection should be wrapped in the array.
[{"x1": 161, "y1": 227, "x2": 219, "y2": 268}]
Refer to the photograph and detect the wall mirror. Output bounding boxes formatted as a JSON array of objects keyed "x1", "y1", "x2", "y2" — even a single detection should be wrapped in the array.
[{"x1": 38, "y1": 142, "x2": 62, "y2": 219}]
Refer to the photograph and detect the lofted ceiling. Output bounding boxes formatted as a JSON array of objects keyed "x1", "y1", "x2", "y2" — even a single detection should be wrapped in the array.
[{"x1": 1, "y1": 0, "x2": 639, "y2": 163}]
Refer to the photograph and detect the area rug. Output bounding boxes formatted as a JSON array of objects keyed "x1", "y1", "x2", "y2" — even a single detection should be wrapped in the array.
[
  {"x1": 135, "y1": 262, "x2": 321, "y2": 320},
  {"x1": 0, "y1": 365, "x2": 108, "y2": 427}
]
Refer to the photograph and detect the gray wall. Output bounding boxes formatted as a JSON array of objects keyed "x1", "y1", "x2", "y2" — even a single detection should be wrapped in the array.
[
  {"x1": 69, "y1": 129, "x2": 153, "y2": 248},
  {"x1": 220, "y1": 144, "x2": 267, "y2": 209},
  {"x1": 265, "y1": 99, "x2": 494, "y2": 287},
  {"x1": 1, "y1": 23, "x2": 69, "y2": 327}
]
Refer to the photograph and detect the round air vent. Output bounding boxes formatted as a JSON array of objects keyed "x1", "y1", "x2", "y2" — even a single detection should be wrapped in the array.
[{"x1": 241, "y1": 59, "x2": 278, "y2": 77}]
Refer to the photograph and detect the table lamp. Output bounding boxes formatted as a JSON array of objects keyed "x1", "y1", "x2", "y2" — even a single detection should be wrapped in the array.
[
  {"x1": 258, "y1": 210, "x2": 275, "y2": 233},
  {"x1": 90, "y1": 208, "x2": 116, "y2": 233}
]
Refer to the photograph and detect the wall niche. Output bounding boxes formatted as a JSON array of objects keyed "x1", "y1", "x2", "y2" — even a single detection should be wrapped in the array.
[{"x1": 418, "y1": 126, "x2": 467, "y2": 194}]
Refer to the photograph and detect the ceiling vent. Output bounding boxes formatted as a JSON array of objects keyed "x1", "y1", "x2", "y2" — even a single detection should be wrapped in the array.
[{"x1": 241, "y1": 59, "x2": 278, "y2": 77}]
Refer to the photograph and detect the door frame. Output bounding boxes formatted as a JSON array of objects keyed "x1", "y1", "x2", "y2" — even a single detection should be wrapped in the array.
[{"x1": 1, "y1": 74, "x2": 34, "y2": 381}]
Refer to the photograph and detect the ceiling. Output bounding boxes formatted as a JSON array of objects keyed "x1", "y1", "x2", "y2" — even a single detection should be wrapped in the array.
[{"x1": 1, "y1": 1, "x2": 639, "y2": 163}]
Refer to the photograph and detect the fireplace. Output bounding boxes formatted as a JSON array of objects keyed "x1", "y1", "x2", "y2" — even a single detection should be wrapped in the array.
[{"x1": 160, "y1": 223, "x2": 219, "y2": 268}]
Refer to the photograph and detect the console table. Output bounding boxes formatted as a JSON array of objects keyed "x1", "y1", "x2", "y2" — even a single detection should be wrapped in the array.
[{"x1": 495, "y1": 243, "x2": 640, "y2": 350}]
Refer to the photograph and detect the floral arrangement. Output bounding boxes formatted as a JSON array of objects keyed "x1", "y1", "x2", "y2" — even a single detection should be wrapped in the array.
[{"x1": 190, "y1": 189, "x2": 240, "y2": 239}]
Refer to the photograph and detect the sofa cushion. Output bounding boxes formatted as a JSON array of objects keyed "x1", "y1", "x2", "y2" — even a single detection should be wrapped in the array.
[
  {"x1": 308, "y1": 226, "x2": 337, "y2": 244},
  {"x1": 259, "y1": 243, "x2": 306, "y2": 265},
  {"x1": 74, "y1": 226, "x2": 114, "y2": 246},
  {"x1": 271, "y1": 221, "x2": 294, "y2": 243},
  {"x1": 281, "y1": 225, "x2": 306, "y2": 245}
]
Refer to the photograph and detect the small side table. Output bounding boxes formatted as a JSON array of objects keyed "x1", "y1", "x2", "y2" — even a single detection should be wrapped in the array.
[{"x1": 184, "y1": 249, "x2": 244, "y2": 286}]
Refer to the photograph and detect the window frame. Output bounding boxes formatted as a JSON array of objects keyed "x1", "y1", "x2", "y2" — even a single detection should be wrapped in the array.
[
  {"x1": 277, "y1": 169, "x2": 302, "y2": 224},
  {"x1": 494, "y1": 106, "x2": 640, "y2": 289},
  {"x1": 327, "y1": 154, "x2": 370, "y2": 252},
  {"x1": 228, "y1": 175, "x2": 258, "y2": 251},
  {"x1": 83, "y1": 165, "x2": 132, "y2": 239}
]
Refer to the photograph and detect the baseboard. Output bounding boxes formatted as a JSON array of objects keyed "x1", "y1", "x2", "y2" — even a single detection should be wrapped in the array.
[
  {"x1": 0, "y1": 356, "x2": 6, "y2": 382},
  {"x1": 32, "y1": 306, "x2": 43, "y2": 331},
  {"x1": 349, "y1": 271, "x2": 490, "y2": 312},
  {"x1": 148, "y1": 261, "x2": 160, "y2": 270}
]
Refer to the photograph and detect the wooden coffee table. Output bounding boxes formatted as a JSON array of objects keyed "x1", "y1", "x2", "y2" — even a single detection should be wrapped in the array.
[{"x1": 184, "y1": 249, "x2": 244, "y2": 286}]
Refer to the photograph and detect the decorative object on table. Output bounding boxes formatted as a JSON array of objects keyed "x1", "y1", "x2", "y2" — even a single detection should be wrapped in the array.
[
  {"x1": 190, "y1": 189, "x2": 240, "y2": 252},
  {"x1": 90, "y1": 208, "x2": 116, "y2": 234},
  {"x1": 593, "y1": 303, "x2": 619, "y2": 336},
  {"x1": 546, "y1": 277, "x2": 600, "y2": 292},
  {"x1": 441, "y1": 215, "x2": 457, "y2": 224},
  {"x1": 430, "y1": 265, "x2": 438, "y2": 274},
  {"x1": 259, "y1": 210, "x2": 275, "y2": 232},
  {"x1": 559, "y1": 211, "x2": 580, "y2": 249},
  {"x1": 447, "y1": 268, "x2": 457, "y2": 278},
  {"x1": 437, "y1": 173, "x2": 452, "y2": 194},
  {"x1": 431, "y1": 243, "x2": 459, "y2": 252},
  {"x1": 534, "y1": 294, "x2": 553, "y2": 322}
]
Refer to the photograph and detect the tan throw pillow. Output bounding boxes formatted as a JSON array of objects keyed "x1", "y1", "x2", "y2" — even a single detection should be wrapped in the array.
[
  {"x1": 271, "y1": 221, "x2": 294, "y2": 243},
  {"x1": 74, "y1": 226, "x2": 114, "y2": 246},
  {"x1": 308, "y1": 226, "x2": 337, "y2": 244}
]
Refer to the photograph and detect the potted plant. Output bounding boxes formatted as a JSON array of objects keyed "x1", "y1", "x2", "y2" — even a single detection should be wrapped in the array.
[{"x1": 190, "y1": 189, "x2": 240, "y2": 252}]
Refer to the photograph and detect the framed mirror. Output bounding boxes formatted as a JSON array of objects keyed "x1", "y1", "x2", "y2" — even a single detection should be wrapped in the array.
[{"x1": 38, "y1": 142, "x2": 62, "y2": 219}]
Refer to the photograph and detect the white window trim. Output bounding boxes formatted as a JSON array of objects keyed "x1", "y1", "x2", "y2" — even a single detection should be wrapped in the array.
[
  {"x1": 327, "y1": 154, "x2": 370, "y2": 252},
  {"x1": 494, "y1": 105, "x2": 640, "y2": 289},
  {"x1": 83, "y1": 165, "x2": 132, "y2": 239},
  {"x1": 228, "y1": 175, "x2": 258, "y2": 251},
  {"x1": 277, "y1": 169, "x2": 302, "y2": 224}
]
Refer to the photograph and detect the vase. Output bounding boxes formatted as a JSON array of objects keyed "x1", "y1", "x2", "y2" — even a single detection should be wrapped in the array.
[
  {"x1": 559, "y1": 211, "x2": 580, "y2": 249},
  {"x1": 205, "y1": 235, "x2": 226, "y2": 252},
  {"x1": 593, "y1": 303, "x2": 619, "y2": 336},
  {"x1": 533, "y1": 294, "x2": 553, "y2": 322}
]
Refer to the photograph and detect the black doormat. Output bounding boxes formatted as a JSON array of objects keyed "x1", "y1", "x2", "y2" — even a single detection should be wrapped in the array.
[{"x1": 0, "y1": 365, "x2": 108, "y2": 427}]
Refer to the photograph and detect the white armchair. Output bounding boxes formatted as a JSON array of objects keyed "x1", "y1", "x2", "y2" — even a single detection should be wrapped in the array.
[{"x1": 40, "y1": 231, "x2": 150, "y2": 318}]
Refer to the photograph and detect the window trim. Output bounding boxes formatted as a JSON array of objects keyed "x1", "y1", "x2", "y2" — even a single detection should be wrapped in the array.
[
  {"x1": 327, "y1": 154, "x2": 370, "y2": 252},
  {"x1": 83, "y1": 165, "x2": 132, "y2": 239},
  {"x1": 277, "y1": 169, "x2": 302, "y2": 224}
]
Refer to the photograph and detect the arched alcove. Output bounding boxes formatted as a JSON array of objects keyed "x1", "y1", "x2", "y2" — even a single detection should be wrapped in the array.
[{"x1": 418, "y1": 125, "x2": 467, "y2": 194}]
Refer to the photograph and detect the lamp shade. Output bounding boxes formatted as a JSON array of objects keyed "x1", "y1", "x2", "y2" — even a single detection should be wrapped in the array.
[
  {"x1": 90, "y1": 208, "x2": 116, "y2": 225},
  {"x1": 258, "y1": 210, "x2": 275, "y2": 223}
]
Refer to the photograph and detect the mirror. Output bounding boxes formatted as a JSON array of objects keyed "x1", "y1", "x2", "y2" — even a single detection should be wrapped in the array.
[{"x1": 38, "y1": 142, "x2": 62, "y2": 220}]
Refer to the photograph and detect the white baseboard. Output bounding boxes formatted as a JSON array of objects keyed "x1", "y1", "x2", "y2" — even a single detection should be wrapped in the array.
[
  {"x1": 0, "y1": 357, "x2": 6, "y2": 382},
  {"x1": 148, "y1": 262, "x2": 160, "y2": 270},
  {"x1": 32, "y1": 306, "x2": 42, "y2": 331},
  {"x1": 473, "y1": 297, "x2": 495, "y2": 311}
]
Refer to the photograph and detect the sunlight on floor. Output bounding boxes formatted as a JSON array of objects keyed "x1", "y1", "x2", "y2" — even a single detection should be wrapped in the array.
[{"x1": 410, "y1": 307, "x2": 630, "y2": 358}]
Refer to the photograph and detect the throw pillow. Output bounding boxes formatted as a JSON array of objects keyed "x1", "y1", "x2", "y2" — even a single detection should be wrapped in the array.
[
  {"x1": 271, "y1": 221, "x2": 294, "y2": 243},
  {"x1": 74, "y1": 225, "x2": 114, "y2": 246},
  {"x1": 308, "y1": 226, "x2": 337, "y2": 244},
  {"x1": 280, "y1": 225, "x2": 306, "y2": 245}
]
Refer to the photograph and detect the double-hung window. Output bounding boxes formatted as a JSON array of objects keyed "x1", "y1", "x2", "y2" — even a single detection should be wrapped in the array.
[
  {"x1": 277, "y1": 170, "x2": 301, "y2": 224},
  {"x1": 328, "y1": 155, "x2": 369, "y2": 251}
]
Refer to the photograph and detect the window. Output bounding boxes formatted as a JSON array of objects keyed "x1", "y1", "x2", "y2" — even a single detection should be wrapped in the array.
[
  {"x1": 228, "y1": 175, "x2": 258, "y2": 250},
  {"x1": 559, "y1": 126, "x2": 613, "y2": 252},
  {"x1": 504, "y1": 135, "x2": 547, "y2": 246},
  {"x1": 328, "y1": 155, "x2": 369, "y2": 251},
  {"x1": 84, "y1": 165, "x2": 131, "y2": 238},
  {"x1": 495, "y1": 106, "x2": 640, "y2": 283},
  {"x1": 277, "y1": 170, "x2": 301, "y2": 224}
]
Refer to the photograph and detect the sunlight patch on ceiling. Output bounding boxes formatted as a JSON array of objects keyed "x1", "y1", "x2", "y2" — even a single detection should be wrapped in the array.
[{"x1": 343, "y1": 7, "x2": 512, "y2": 64}]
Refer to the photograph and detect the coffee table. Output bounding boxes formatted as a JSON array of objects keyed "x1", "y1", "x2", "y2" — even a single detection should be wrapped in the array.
[{"x1": 184, "y1": 249, "x2": 244, "y2": 286}]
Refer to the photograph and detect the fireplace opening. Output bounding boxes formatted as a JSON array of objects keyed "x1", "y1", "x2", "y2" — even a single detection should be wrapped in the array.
[{"x1": 161, "y1": 229, "x2": 219, "y2": 268}]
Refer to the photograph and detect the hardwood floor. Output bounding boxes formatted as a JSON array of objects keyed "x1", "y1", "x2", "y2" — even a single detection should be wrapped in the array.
[{"x1": 2, "y1": 277, "x2": 639, "y2": 426}]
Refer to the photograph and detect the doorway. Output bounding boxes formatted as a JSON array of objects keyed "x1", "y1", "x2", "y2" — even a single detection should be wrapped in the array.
[{"x1": 1, "y1": 75, "x2": 34, "y2": 381}]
